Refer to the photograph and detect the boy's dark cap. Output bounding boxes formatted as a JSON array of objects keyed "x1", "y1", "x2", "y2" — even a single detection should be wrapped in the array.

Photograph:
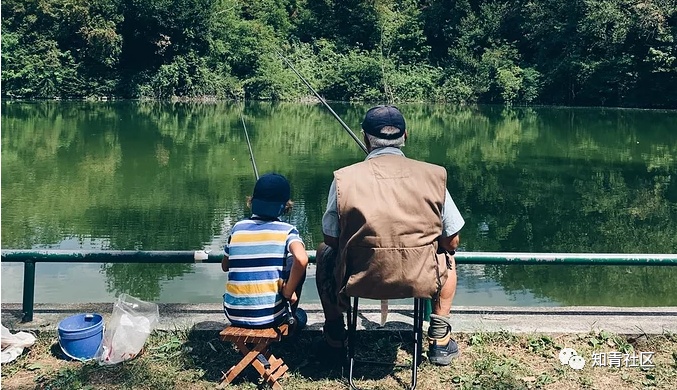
[
  {"x1": 252, "y1": 173, "x2": 290, "y2": 218},
  {"x1": 361, "y1": 105, "x2": 406, "y2": 140}
]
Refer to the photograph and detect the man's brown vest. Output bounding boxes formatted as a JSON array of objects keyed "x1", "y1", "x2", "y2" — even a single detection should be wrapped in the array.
[{"x1": 334, "y1": 154, "x2": 449, "y2": 300}]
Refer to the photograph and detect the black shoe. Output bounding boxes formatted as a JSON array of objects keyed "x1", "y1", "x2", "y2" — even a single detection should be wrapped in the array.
[{"x1": 428, "y1": 338, "x2": 460, "y2": 366}]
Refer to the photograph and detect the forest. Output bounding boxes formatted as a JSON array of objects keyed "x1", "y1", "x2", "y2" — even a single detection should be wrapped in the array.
[{"x1": 2, "y1": 0, "x2": 676, "y2": 108}]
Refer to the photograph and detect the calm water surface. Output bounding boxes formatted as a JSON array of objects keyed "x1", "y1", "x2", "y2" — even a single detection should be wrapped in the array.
[{"x1": 2, "y1": 101, "x2": 676, "y2": 307}]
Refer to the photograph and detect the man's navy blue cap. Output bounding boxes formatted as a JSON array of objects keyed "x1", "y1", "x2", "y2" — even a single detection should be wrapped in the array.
[
  {"x1": 361, "y1": 105, "x2": 406, "y2": 140},
  {"x1": 251, "y1": 173, "x2": 291, "y2": 218}
]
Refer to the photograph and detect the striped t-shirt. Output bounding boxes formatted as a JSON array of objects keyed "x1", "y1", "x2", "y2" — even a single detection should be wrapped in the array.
[{"x1": 223, "y1": 218, "x2": 303, "y2": 327}]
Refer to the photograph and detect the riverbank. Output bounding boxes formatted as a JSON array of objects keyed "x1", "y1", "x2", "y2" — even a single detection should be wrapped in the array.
[
  {"x1": 3, "y1": 303, "x2": 677, "y2": 335},
  {"x1": 2, "y1": 303, "x2": 676, "y2": 389},
  {"x1": 2, "y1": 327, "x2": 676, "y2": 389}
]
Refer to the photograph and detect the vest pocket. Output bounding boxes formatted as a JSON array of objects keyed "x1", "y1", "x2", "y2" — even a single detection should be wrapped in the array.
[{"x1": 343, "y1": 245, "x2": 449, "y2": 299}]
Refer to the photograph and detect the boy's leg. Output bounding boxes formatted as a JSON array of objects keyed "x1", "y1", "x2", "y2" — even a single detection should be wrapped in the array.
[{"x1": 291, "y1": 276, "x2": 306, "y2": 328}]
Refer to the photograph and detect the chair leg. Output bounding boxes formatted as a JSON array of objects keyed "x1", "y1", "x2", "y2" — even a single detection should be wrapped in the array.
[
  {"x1": 347, "y1": 296, "x2": 360, "y2": 390},
  {"x1": 416, "y1": 298, "x2": 426, "y2": 367},
  {"x1": 221, "y1": 340, "x2": 287, "y2": 390},
  {"x1": 347, "y1": 297, "x2": 422, "y2": 390},
  {"x1": 222, "y1": 341, "x2": 267, "y2": 384},
  {"x1": 409, "y1": 298, "x2": 424, "y2": 390}
]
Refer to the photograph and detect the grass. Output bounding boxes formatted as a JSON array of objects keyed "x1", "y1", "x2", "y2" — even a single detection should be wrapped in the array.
[{"x1": 2, "y1": 328, "x2": 676, "y2": 390}]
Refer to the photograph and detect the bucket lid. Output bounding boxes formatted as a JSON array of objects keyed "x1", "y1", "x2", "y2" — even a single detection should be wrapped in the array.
[{"x1": 58, "y1": 313, "x2": 103, "y2": 334}]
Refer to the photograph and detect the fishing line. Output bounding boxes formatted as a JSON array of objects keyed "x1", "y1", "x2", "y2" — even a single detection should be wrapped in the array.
[
  {"x1": 277, "y1": 51, "x2": 368, "y2": 155},
  {"x1": 278, "y1": 52, "x2": 398, "y2": 325},
  {"x1": 239, "y1": 106, "x2": 259, "y2": 180}
]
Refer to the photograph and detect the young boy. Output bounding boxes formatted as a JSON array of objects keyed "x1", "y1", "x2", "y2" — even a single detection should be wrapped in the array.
[{"x1": 222, "y1": 173, "x2": 308, "y2": 328}]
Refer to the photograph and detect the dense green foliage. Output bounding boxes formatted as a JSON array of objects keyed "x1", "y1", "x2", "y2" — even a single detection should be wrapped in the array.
[{"x1": 2, "y1": 1, "x2": 677, "y2": 106}]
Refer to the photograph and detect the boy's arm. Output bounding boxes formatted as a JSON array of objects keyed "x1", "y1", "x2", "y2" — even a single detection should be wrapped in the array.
[{"x1": 282, "y1": 241, "x2": 308, "y2": 300}]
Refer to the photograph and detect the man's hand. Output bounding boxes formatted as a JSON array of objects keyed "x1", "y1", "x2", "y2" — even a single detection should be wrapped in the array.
[{"x1": 439, "y1": 233, "x2": 459, "y2": 253}]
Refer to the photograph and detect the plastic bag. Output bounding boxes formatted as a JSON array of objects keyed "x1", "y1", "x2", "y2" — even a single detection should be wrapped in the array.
[
  {"x1": 95, "y1": 294, "x2": 159, "y2": 365},
  {"x1": 1, "y1": 325, "x2": 36, "y2": 364}
]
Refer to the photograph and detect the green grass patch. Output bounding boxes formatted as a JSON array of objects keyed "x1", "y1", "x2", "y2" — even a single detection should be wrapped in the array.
[{"x1": 1, "y1": 329, "x2": 676, "y2": 389}]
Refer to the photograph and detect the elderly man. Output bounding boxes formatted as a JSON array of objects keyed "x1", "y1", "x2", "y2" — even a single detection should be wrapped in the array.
[{"x1": 315, "y1": 105, "x2": 465, "y2": 366}]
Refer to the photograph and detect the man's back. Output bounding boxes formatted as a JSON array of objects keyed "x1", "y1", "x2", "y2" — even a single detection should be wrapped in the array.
[
  {"x1": 334, "y1": 154, "x2": 449, "y2": 299},
  {"x1": 315, "y1": 105, "x2": 464, "y2": 366}
]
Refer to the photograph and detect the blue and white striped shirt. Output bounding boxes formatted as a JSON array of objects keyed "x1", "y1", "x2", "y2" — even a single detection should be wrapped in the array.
[{"x1": 224, "y1": 218, "x2": 303, "y2": 327}]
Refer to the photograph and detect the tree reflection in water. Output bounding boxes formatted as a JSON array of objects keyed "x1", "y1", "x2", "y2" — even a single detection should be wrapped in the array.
[{"x1": 2, "y1": 102, "x2": 676, "y2": 305}]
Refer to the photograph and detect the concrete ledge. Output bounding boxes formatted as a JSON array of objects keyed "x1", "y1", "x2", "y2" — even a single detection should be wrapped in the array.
[{"x1": 2, "y1": 303, "x2": 676, "y2": 335}]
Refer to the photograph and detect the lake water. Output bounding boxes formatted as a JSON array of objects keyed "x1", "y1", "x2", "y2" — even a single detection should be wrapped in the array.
[{"x1": 2, "y1": 101, "x2": 676, "y2": 307}]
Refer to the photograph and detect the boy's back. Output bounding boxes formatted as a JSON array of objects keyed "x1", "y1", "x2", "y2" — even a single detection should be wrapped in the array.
[
  {"x1": 221, "y1": 173, "x2": 309, "y2": 329},
  {"x1": 223, "y1": 219, "x2": 301, "y2": 327},
  {"x1": 224, "y1": 218, "x2": 302, "y2": 328}
]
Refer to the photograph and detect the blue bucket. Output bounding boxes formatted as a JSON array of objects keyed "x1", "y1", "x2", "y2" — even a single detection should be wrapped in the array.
[{"x1": 58, "y1": 313, "x2": 104, "y2": 361}]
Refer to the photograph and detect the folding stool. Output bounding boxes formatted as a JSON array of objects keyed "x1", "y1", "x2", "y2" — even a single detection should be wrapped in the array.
[
  {"x1": 346, "y1": 297, "x2": 425, "y2": 390},
  {"x1": 219, "y1": 324, "x2": 290, "y2": 390}
]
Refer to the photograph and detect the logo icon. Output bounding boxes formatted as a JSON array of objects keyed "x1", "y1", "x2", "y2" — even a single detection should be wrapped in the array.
[{"x1": 558, "y1": 348, "x2": 585, "y2": 370}]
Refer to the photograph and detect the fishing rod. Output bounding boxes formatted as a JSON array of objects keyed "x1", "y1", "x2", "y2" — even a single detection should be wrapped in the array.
[
  {"x1": 239, "y1": 109, "x2": 259, "y2": 180},
  {"x1": 238, "y1": 106, "x2": 296, "y2": 327},
  {"x1": 279, "y1": 53, "x2": 395, "y2": 326},
  {"x1": 277, "y1": 52, "x2": 368, "y2": 155}
]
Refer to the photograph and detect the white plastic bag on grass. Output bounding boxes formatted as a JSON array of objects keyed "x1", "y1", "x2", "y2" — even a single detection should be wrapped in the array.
[
  {"x1": 95, "y1": 293, "x2": 159, "y2": 365},
  {"x1": 1, "y1": 324, "x2": 36, "y2": 364}
]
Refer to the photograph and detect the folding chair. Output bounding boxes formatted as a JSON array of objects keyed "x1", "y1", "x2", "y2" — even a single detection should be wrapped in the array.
[
  {"x1": 219, "y1": 324, "x2": 290, "y2": 390},
  {"x1": 346, "y1": 297, "x2": 425, "y2": 390}
]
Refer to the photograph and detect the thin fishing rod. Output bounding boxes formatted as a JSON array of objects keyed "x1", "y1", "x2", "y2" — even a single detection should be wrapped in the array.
[
  {"x1": 279, "y1": 52, "x2": 392, "y2": 323},
  {"x1": 240, "y1": 106, "x2": 296, "y2": 326},
  {"x1": 278, "y1": 52, "x2": 368, "y2": 155},
  {"x1": 239, "y1": 108, "x2": 259, "y2": 180}
]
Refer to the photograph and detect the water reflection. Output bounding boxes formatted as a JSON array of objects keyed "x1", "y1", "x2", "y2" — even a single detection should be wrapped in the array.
[
  {"x1": 101, "y1": 263, "x2": 194, "y2": 301},
  {"x1": 2, "y1": 101, "x2": 676, "y2": 305}
]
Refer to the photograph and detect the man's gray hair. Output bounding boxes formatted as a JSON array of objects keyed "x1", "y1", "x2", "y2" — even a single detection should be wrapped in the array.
[{"x1": 364, "y1": 126, "x2": 406, "y2": 148}]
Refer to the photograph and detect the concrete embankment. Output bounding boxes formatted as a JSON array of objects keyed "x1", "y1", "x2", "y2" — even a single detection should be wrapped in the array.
[{"x1": 2, "y1": 303, "x2": 676, "y2": 335}]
